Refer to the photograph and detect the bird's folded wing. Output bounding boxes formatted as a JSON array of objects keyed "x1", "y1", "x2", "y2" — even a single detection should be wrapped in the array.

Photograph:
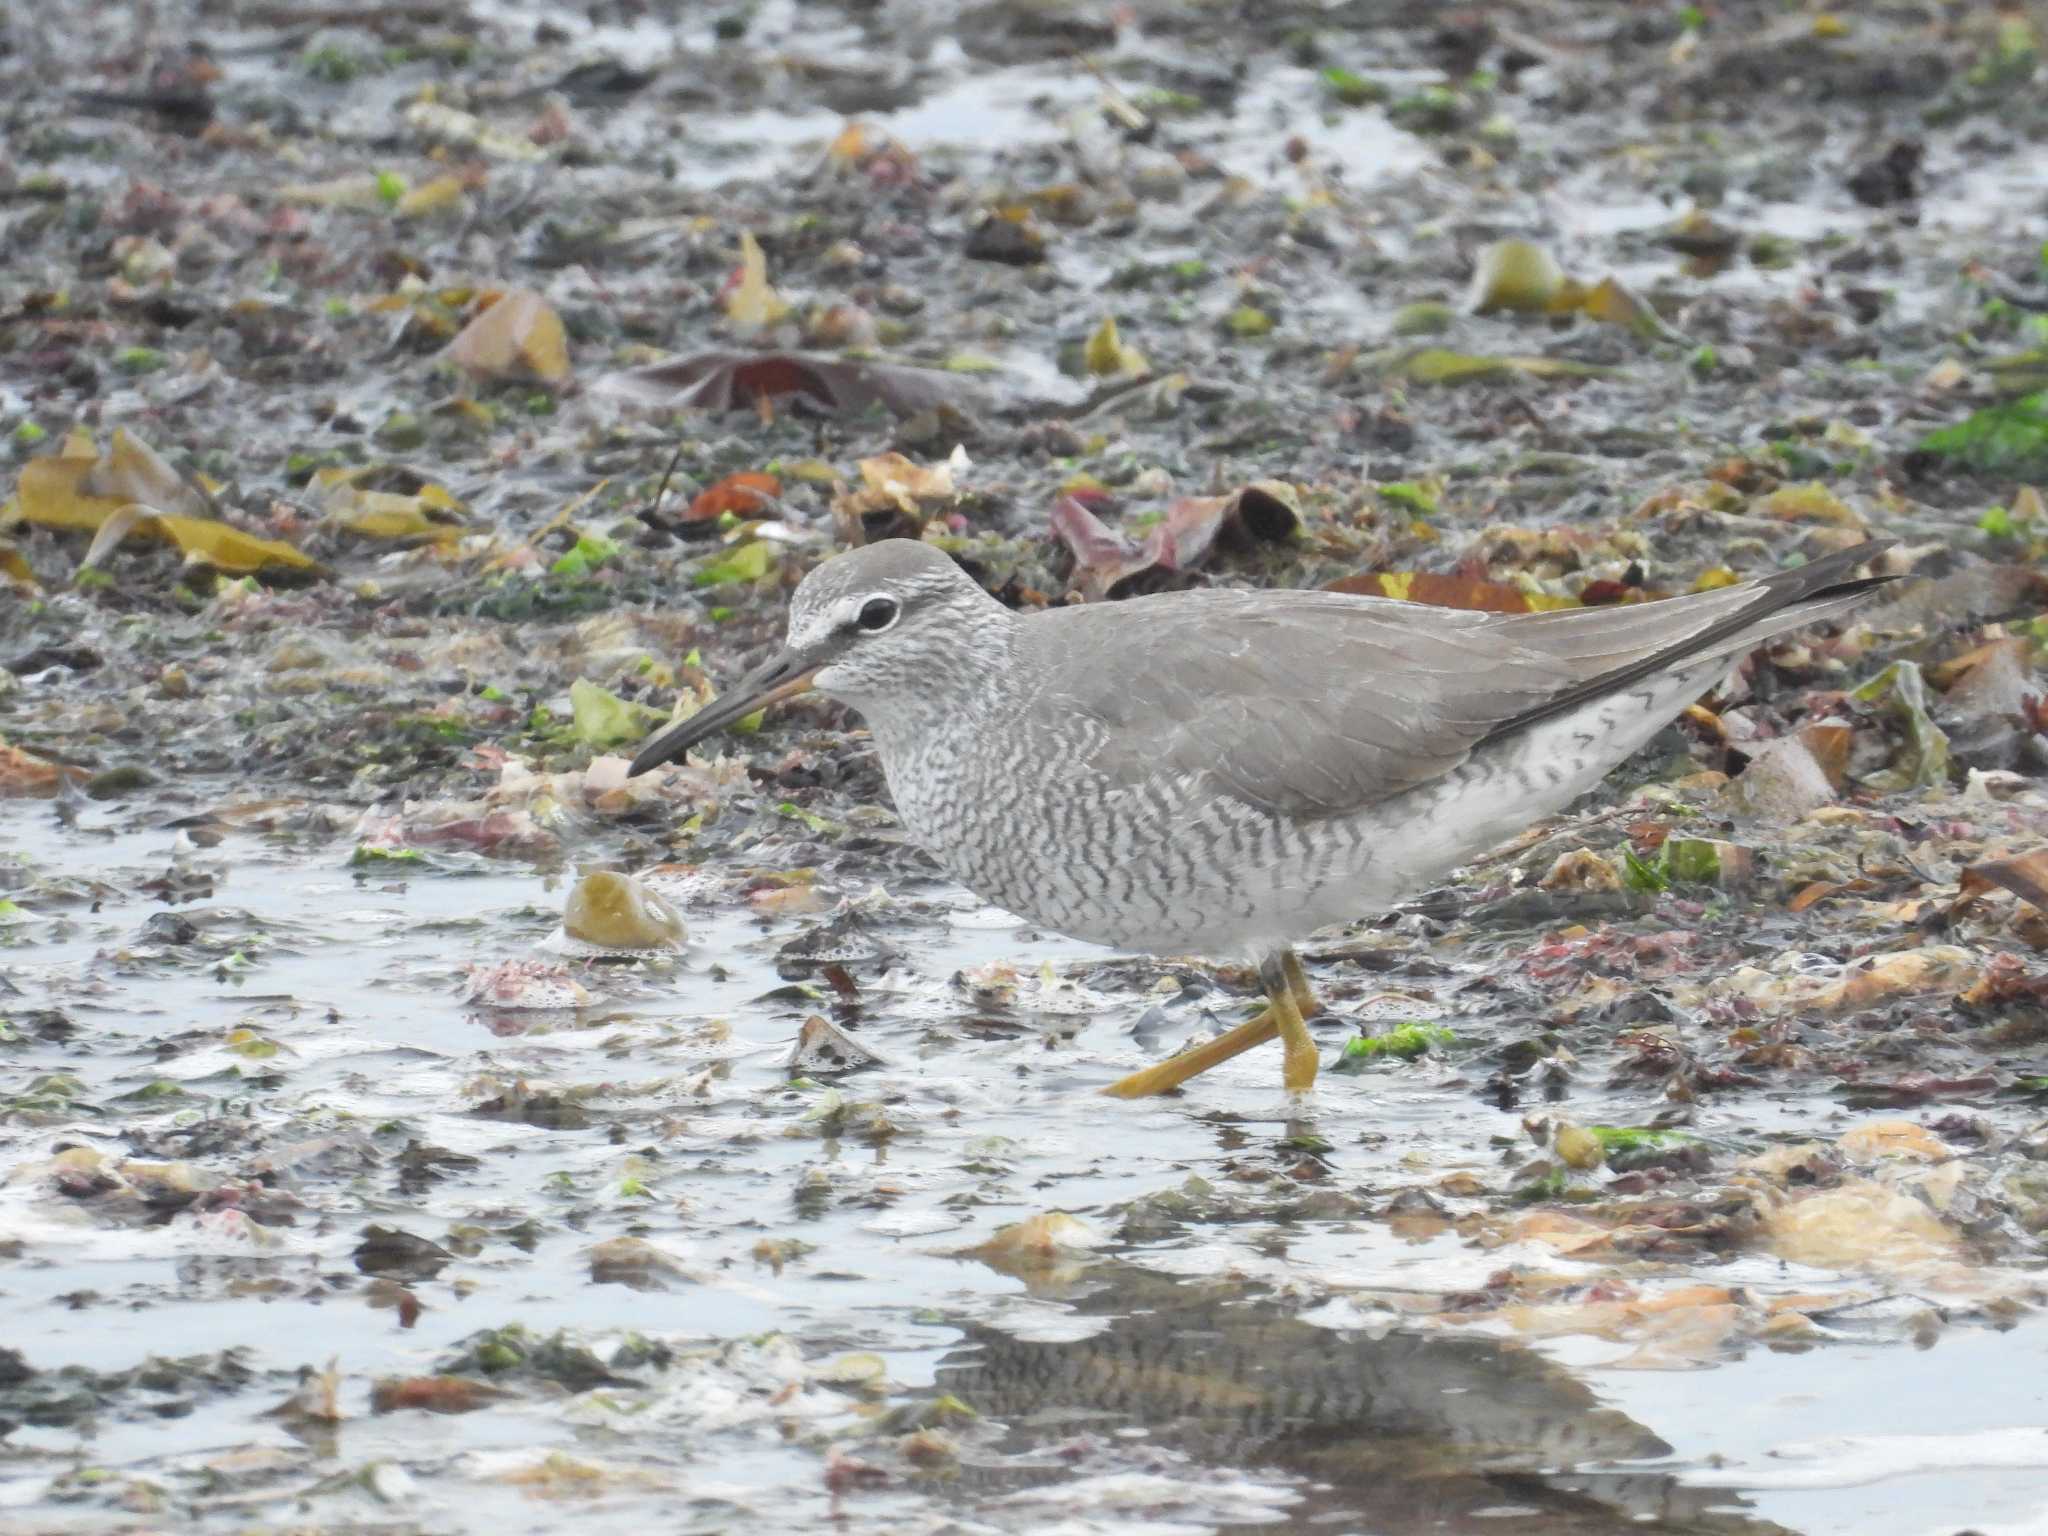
[{"x1": 1021, "y1": 577, "x2": 1821, "y2": 821}]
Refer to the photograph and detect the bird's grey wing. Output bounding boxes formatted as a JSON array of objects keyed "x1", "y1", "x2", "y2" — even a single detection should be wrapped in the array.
[
  {"x1": 1022, "y1": 542, "x2": 1889, "y2": 820},
  {"x1": 1023, "y1": 594, "x2": 1576, "y2": 818}
]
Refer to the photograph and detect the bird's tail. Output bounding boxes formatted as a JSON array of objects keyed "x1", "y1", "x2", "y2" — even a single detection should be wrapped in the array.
[{"x1": 1476, "y1": 540, "x2": 1897, "y2": 751}]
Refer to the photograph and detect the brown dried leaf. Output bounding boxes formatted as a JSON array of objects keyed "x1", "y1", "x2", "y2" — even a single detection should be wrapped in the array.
[
  {"x1": 268, "y1": 1358, "x2": 344, "y2": 1424},
  {"x1": 370, "y1": 1375, "x2": 506, "y2": 1414},
  {"x1": 595, "y1": 349, "x2": 977, "y2": 418},
  {"x1": 1725, "y1": 735, "x2": 1836, "y2": 821},
  {"x1": 1809, "y1": 946, "x2": 1982, "y2": 1013},
  {"x1": 831, "y1": 452, "x2": 961, "y2": 541},
  {"x1": 1958, "y1": 950, "x2": 2048, "y2": 1009},
  {"x1": 1788, "y1": 881, "x2": 1841, "y2": 913},
  {"x1": 1053, "y1": 483, "x2": 1299, "y2": 600},
  {"x1": 1540, "y1": 849, "x2": 1624, "y2": 892},
  {"x1": 1608, "y1": 1301, "x2": 1742, "y2": 1370},
  {"x1": 1049, "y1": 495, "x2": 1147, "y2": 600},
  {"x1": 444, "y1": 288, "x2": 571, "y2": 382},
  {"x1": 1929, "y1": 637, "x2": 2028, "y2": 690},
  {"x1": 1958, "y1": 850, "x2": 2048, "y2": 914},
  {"x1": 1937, "y1": 638, "x2": 2038, "y2": 718},
  {"x1": 588, "y1": 1236, "x2": 691, "y2": 1289},
  {"x1": 963, "y1": 1211, "x2": 1106, "y2": 1279},
  {"x1": 1764, "y1": 1181, "x2": 1961, "y2": 1269},
  {"x1": 1797, "y1": 722, "x2": 1855, "y2": 789},
  {"x1": 787, "y1": 1014, "x2": 885, "y2": 1075},
  {"x1": 1836, "y1": 1120, "x2": 1955, "y2": 1163},
  {"x1": 0, "y1": 741, "x2": 81, "y2": 798}
]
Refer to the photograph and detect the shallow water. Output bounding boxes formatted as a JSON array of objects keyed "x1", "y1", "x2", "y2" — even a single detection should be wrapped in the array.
[
  {"x1": 7, "y1": 0, "x2": 2048, "y2": 1528},
  {"x1": 5, "y1": 794, "x2": 2044, "y2": 1535}
]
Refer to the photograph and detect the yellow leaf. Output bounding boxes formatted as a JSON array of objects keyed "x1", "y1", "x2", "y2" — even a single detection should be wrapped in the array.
[
  {"x1": 80, "y1": 503, "x2": 154, "y2": 571},
  {"x1": 404, "y1": 99, "x2": 543, "y2": 162},
  {"x1": 315, "y1": 467, "x2": 467, "y2": 541},
  {"x1": 334, "y1": 497, "x2": 441, "y2": 539},
  {"x1": 15, "y1": 455, "x2": 113, "y2": 531},
  {"x1": 1397, "y1": 348, "x2": 1610, "y2": 385},
  {"x1": 1579, "y1": 276, "x2": 1686, "y2": 342},
  {"x1": 856, "y1": 452, "x2": 954, "y2": 511},
  {"x1": 395, "y1": 175, "x2": 467, "y2": 218},
  {"x1": 1325, "y1": 569, "x2": 1579, "y2": 613},
  {"x1": 1083, "y1": 315, "x2": 1147, "y2": 377},
  {"x1": 1467, "y1": 239, "x2": 1567, "y2": 314},
  {"x1": 827, "y1": 120, "x2": 870, "y2": 164},
  {"x1": 154, "y1": 514, "x2": 317, "y2": 573},
  {"x1": 726, "y1": 231, "x2": 790, "y2": 330},
  {"x1": 782, "y1": 458, "x2": 839, "y2": 485},
  {"x1": 276, "y1": 173, "x2": 390, "y2": 209},
  {"x1": 13, "y1": 435, "x2": 315, "y2": 573},
  {"x1": 0, "y1": 540, "x2": 36, "y2": 592},
  {"x1": 444, "y1": 289, "x2": 571, "y2": 382},
  {"x1": 88, "y1": 427, "x2": 204, "y2": 515},
  {"x1": 1759, "y1": 482, "x2": 1863, "y2": 528}
]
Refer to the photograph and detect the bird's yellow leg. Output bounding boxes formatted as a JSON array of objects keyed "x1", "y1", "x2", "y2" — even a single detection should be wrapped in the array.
[
  {"x1": 1269, "y1": 950, "x2": 1319, "y2": 1093},
  {"x1": 1281, "y1": 950, "x2": 1320, "y2": 1018},
  {"x1": 1101, "y1": 1003, "x2": 1279, "y2": 1098},
  {"x1": 1101, "y1": 950, "x2": 1324, "y2": 1099}
]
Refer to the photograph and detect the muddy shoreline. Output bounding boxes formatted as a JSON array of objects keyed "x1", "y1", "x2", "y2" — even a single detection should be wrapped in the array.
[{"x1": 6, "y1": 2, "x2": 2048, "y2": 1532}]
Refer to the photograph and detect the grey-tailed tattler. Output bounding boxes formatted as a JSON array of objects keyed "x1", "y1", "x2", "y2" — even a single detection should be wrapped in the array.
[{"x1": 629, "y1": 537, "x2": 1893, "y2": 1098}]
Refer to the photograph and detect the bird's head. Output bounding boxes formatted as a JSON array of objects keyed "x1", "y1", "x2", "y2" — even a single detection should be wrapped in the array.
[{"x1": 626, "y1": 539, "x2": 1001, "y2": 775}]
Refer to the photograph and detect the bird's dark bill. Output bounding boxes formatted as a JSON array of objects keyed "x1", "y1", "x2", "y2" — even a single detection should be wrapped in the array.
[{"x1": 626, "y1": 652, "x2": 816, "y2": 777}]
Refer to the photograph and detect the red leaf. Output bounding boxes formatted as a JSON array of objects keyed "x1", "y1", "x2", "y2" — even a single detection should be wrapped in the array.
[
  {"x1": 688, "y1": 471, "x2": 780, "y2": 522},
  {"x1": 594, "y1": 349, "x2": 981, "y2": 418}
]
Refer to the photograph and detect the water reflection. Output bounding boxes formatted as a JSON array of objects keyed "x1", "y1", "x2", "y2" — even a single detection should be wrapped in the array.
[{"x1": 934, "y1": 1264, "x2": 1792, "y2": 1535}]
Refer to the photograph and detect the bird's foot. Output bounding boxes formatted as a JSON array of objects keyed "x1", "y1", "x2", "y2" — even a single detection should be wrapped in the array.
[{"x1": 1100, "y1": 950, "x2": 1326, "y2": 1099}]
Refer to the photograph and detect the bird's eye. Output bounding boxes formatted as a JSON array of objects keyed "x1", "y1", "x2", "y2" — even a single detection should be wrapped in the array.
[{"x1": 856, "y1": 595, "x2": 900, "y2": 633}]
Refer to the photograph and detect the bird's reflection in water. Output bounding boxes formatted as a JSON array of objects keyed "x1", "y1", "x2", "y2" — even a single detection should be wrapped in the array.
[{"x1": 932, "y1": 1264, "x2": 1792, "y2": 1535}]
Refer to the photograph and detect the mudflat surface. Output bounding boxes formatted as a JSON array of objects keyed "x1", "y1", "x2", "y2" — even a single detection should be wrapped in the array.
[{"x1": 4, "y1": 3, "x2": 2048, "y2": 1533}]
